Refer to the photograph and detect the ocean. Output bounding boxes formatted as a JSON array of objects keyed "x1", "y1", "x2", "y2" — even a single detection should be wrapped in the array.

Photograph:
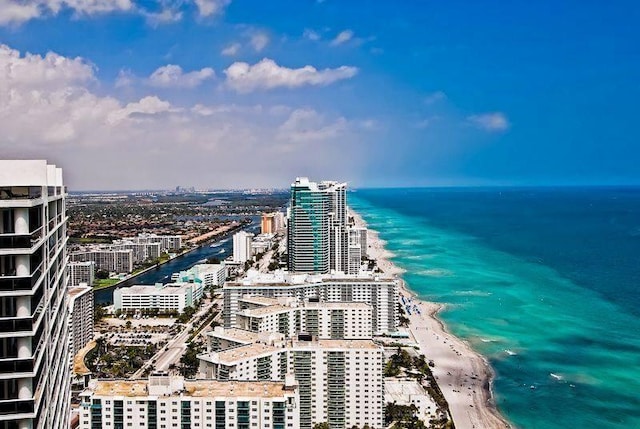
[{"x1": 350, "y1": 187, "x2": 640, "y2": 429}]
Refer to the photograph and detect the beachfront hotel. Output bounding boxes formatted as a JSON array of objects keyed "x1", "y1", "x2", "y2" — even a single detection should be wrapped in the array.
[
  {"x1": 287, "y1": 177, "x2": 332, "y2": 273},
  {"x1": 0, "y1": 160, "x2": 70, "y2": 429},
  {"x1": 79, "y1": 374, "x2": 300, "y2": 429},
  {"x1": 198, "y1": 331, "x2": 385, "y2": 429},
  {"x1": 287, "y1": 178, "x2": 366, "y2": 275},
  {"x1": 223, "y1": 271, "x2": 398, "y2": 335}
]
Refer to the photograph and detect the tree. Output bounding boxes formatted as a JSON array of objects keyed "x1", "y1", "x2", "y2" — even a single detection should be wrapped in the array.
[
  {"x1": 96, "y1": 269, "x2": 109, "y2": 279},
  {"x1": 179, "y1": 342, "x2": 203, "y2": 378},
  {"x1": 312, "y1": 424, "x2": 330, "y2": 429},
  {"x1": 94, "y1": 304, "x2": 107, "y2": 323}
]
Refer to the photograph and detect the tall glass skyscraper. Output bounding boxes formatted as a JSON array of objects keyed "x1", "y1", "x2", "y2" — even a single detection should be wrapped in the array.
[
  {"x1": 287, "y1": 178, "x2": 331, "y2": 273},
  {"x1": 287, "y1": 178, "x2": 350, "y2": 274},
  {"x1": 0, "y1": 161, "x2": 70, "y2": 429}
]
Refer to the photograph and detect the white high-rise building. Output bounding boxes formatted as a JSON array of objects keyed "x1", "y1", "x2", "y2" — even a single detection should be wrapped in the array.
[
  {"x1": 198, "y1": 334, "x2": 385, "y2": 429},
  {"x1": 68, "y1": 286, "x2": 94, "y2": 366},
  {"x1": 233, "y1": 231, "x2": 253, "y2": 263},
  {"x1": 70, "y1": 249, "x2": 133, "y2": 274},
  {"x1": 0, "y1": 160, "x2": 70, "y2": 429}
]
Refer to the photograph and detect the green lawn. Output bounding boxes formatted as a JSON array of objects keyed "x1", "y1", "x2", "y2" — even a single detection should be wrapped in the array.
[{"x1": 94, "y1": 278, "x2": 122, "y2": 289}]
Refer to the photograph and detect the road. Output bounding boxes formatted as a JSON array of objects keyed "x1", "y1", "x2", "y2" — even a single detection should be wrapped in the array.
[{"x1": 130, "y1": 299, "x2": 218, "y2": 379}]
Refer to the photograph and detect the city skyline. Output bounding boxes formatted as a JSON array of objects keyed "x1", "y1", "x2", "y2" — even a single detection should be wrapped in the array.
[{"x1": 1, "y1": 1, "x2": 639, "y2": 190}]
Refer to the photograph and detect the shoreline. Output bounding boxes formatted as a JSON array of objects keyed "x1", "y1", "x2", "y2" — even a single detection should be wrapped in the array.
[{"x1": 350, "y1": 208, "x2": 512, "y2": 429}]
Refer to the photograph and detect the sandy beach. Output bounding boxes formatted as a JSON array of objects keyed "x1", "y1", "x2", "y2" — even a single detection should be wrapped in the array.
[{"x1": 351, "y1": 209, "x2": 511, "y2": 429}]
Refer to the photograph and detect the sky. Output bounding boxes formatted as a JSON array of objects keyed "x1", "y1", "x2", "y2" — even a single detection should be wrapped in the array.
[{"x1": 0, "y1": 0, "x2": 639, "y2": 190}]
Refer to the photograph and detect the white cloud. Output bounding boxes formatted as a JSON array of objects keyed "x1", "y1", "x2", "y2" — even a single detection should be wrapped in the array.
[
  {"x1": 0, "y1": 43, "x2": 366, "y2": 190},
  {"x1": 424, "y1": 91, "x2": 446, "y2": 105},
  {"x1": 50, "y1": 0, "x2": 132, "y2": 14},
  {"x1": 278, "y1": 108, "x2": 347, "y2": 144},
  {"x1": 114, "y1": 69, "x2": 134, "y2": 88},
  {"x1": 249, "y1": 32, "x2": 269, "y2": 52},
  {"x1": 0, "y1": 0, "x2": 132, "y2": 25},
  {"x1": 330, "y1": 29, "x2": 354, "y2": 46},
  {"x1": 194, "y1": 0, "x2": 230, "y2": 17},
  {"x1": 221, "y1": 42, "x2": 241, "y2": 56},
  {"x1": 224, "y1": 58, "x2": 358, "y2": 93},
  {"x1": 141, "y1": 7, "x2": 182, "y2": 26},
  {"x1": 0, "y1": 0, "x2": 41, "y2": 25},
  {"x1": 148, "y1": 64, "x2": 215, "y2": 88},
  {"x1": 467, "y1": 112, "x2": 510, "y2": 132},
  {"x1": 303, "y1": 28, "x2": 320, "y2": 41},
  {"x1": 0, "y1": 44, "x2": 94, "y2": 89}
]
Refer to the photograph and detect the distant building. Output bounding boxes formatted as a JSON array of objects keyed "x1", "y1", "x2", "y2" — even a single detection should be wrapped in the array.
[
  {"x1": 68, "y1": 285, "x2": 94, "y2": 365},
  {"x1": 68, "y1": 260, "x2": 96, "y2": 287},
  {"x1": 261, "y1": 212, "x2": 277, "y2": 234},
  {"x1": 0, "y1": 160, "x2": 70, "y2": 429},
  {"x1": 111, "y1": 241, "x2": 161, "y2": 263},
  {"x1": 125, "y1": 233, "x2": 182, "y2": 252},
  {"x1": 251, "y1": 233, "x2": 274, "y2": 256},
  {"x1": 113, "y1": 282, "x2": 204, "y2": 314},
  {"x1": 71, "y1": 249, "x2": 134, "y2": 274},
  {"x1": 233, "y1": 230, "x2": 254, "y2": 263},
  {"x1": 223, "y1": 272, "x2": 398, "y2": 335},
  {"x1": 198, "y1": 333, "x2": 385, "y2": 429},
  {"x1": 79, "y1": 374, "x2": 300, "y2": 429}
]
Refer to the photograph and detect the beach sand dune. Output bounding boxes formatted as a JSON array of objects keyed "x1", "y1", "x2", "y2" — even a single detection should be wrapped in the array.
[{"x1": 350, "y1": 209, "x2": 511, "y2": 429}]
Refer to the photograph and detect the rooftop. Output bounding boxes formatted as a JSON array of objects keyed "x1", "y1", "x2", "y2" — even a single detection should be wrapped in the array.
[
  {"x1": 208, "y1": 327, "x2": 262, "y2": 343},
  {"x1": 118, "y1": 282, "x2": 194, "y2": 296},
  {"x1": 89, "y1": 379, "x2": 293, "y2": 398},
  {"x1": 68, "y1": 285, "x2": 92, "y2": 300}
]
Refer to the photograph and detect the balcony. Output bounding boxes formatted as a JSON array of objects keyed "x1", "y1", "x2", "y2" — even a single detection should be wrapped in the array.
[
  {"x1": 0, "y1": 227, "x2": 44, "y2": 250},
  {"x1": 0, "y1": 357, "x2": 33, "y2": 375},
  {"x1": 0, "y1": 317, "x2": 33, "y2": 333},
  {"x1": 0, "y1": 263, "x2": 43, "y2": 292},
  {"x1": 0, "y1": 188, "x2": 42, "y2": 201},
  {"x1": 0, "y1": 398, "x2": 34, "y2": 416}
]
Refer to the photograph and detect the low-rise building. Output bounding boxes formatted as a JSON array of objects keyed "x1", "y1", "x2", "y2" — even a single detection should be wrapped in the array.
[
  {"x1": 113, "y1": 282, "x2": 204, "y2": 314},
  {"x1": 68, "y1": 260, "x2": 95, "y2": 287},
  {"x1": 172, "y1": 263, "x2": 226, "y2": 288},
  {"x1": 385, "y1": 379, "x2": 437, "y2": 422},
  {"x1": 68, "y1": 286, "x2": 94, "y2": 365},
  {"x1": 79, "y1": 374, "x2": 300, "y2": 429}
]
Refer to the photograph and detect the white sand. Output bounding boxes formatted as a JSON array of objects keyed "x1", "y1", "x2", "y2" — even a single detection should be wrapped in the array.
[{"x1": 351, "y1": 209, "x2": 511, "y2": 429}]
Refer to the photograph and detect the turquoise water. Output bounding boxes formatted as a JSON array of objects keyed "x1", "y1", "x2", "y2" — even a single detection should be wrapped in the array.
[{"x1": 351, "y1": 188, "x2": 640, "y2": 429}]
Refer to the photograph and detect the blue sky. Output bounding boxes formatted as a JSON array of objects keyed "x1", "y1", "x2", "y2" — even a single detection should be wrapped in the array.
[{"x1": 0, "y1": 0, "x2": 638, "y2": 190}]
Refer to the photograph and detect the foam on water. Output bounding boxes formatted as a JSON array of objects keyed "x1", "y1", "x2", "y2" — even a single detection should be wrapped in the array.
[{"x1": 351, "y1": 191, "x2": 640, "y2": 429}]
